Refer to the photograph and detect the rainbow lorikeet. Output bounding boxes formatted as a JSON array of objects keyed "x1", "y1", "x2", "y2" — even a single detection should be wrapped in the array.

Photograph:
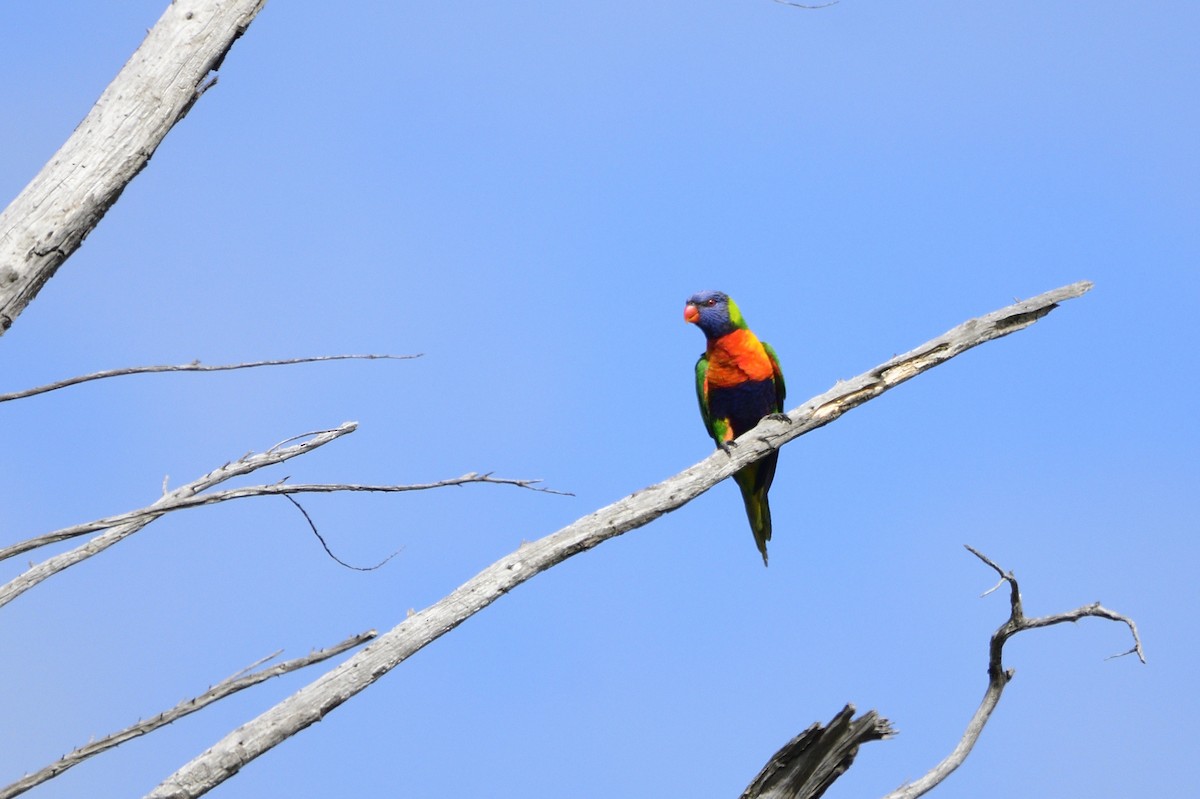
[{"x1": 685, "y1": 291, "x2": 786, "y2": 566}]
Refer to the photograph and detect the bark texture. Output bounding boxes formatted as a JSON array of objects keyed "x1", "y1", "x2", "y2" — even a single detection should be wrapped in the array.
[
  {"x1": 741, "y1": 705, "x2": 894, "y2": 799},
  {"x1": 0, "y1": 0, "x2": 266, "y2": 336}
]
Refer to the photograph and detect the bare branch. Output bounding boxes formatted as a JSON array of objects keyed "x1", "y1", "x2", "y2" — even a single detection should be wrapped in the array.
[
  {"x1": 1, "y1": 471, "x2": 567, "y2": 565},
  {"x1": 0, "y1": 425, "x2": 357, "y2": 609},
  {"x1": 0, "y1": 631, "x2": 375, "y2": 799},
  {"x1": 0, "y1": 355, "x2": 422, "y2": 404},
  {"x1": 879, "y1": 546, "x2": 1145, "y2": 799},
  {"x1": 773, "y1": 0, "x2": 840, "y2": 9},
  {"x1": 0, "y1": 0, "x2": 267, "y2": 336},
  {"x1": 145, "y1": 282, "x2": 1093, "y2": 799},
  {"x1": 741, "y1": 705, "x2": 895, "y2": 799}
]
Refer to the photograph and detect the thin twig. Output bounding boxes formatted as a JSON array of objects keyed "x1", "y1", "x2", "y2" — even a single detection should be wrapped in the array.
[
  {"x1": 880, "y1": 547, "x2": 1145, "y2": 799},
  {"x1": 0, "y1": 355, "x2": 421, "y2": 403},
  {"x1": 979, "y1": 577, "x2": 1006, "y2": 597},
  {"x1": 773, "y1": 0, "x2": 839, "y2": 9},
  {"x1": 0, "y1": 631, "x2": 375, "y2": 799},
  {"x1": 1, "y1": 472, "x2": 568, "y2": 565},
  {"x1": 222, "y1": 650, "x2": 283, "y2": 683},
  {"x1": 1021, "y1": 603, "x2": 1146, "y2": 662}
]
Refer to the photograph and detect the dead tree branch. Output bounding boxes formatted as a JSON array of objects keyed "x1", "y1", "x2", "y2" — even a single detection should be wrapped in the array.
[
  {"x1": 741, "y1": 705, "x2": 895, "y2": 799},
  {"x1": 0, "y1": 424, "x2": 358, "y2": 609},
  {"x1": 743, "y1": 544, "x2": 1142, "y2": 799},
  {"x1": 0, "y1": 0, "x2": 267, "y2": 336},
  {"x1": 1, "y1": 471, "x2": 566, "y2": 566},
  {"x1": 879, "y1": 546, "x2": 1145, "y2": 799},
  {"x1": 0, "y1": 355, "x2": 422, "y2": 404},
  {"x1": 0, "y1": 631, "x2": 376, "y2": 799},
  {"x1": 144, "y1": 281, "x2": 1092, "y2": 799},
  {"x1": 0, "y1": 421, "x2": 560, "y2": 606}
]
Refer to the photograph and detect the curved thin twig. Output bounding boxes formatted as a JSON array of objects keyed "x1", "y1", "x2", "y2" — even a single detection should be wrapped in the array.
[
  {"x1": 0, "y1": 355, "x2": 421, "y2": 404},
  {"x1": 0, "y1": 631, "x2": 376, "y2": 799},
  {"x1": 879, "y1": 546, "x2": 1145, "y2": 799},
  {"x1": 281, "y1": 494, "x2": 403, "y2": 571}
]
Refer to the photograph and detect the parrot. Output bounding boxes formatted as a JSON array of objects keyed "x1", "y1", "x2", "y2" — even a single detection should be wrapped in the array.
[{"x1": 684, "y1": 290, "x2": 786, "y2": 566}]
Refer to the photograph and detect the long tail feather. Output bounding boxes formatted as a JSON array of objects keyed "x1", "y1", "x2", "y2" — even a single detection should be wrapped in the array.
[{"x1": 734, "y1": 462, "x2": 774, "y2": 567}]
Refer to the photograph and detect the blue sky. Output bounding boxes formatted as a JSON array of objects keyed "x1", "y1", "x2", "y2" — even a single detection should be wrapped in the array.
[{"x1": 1, "y1": 2, "x2": 1196, "y2": 797}]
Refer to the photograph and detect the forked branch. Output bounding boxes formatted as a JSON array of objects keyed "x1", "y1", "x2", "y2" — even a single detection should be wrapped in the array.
[
  {"x1": 0, "y1": 423, "x2": 561, "y2": 608},
  {"x1": 0, "y1": 424, "x2": 349, "y2": 609},
  {"x1": 742, "y1": 545, "x2": 1142, "y2": 799},
  {"x1": 879, "y1": 547, "x2": 1144, "y2": 799},
  {"x1": 1, "y1": 470, "x2": 564, "y2": 565}
]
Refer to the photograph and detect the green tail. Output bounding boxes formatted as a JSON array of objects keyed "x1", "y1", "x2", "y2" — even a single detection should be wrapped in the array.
[{"x1": 734, "y1": 461, "x2": 774, "y2": 567}]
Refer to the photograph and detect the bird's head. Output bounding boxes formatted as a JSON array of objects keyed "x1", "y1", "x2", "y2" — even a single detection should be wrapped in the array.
[{"x1": 684, "y1": 290, "x2": 745, "y2": 339}]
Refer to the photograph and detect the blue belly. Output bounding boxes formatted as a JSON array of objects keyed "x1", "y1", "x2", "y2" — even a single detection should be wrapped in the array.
[{"x1": 708, "y1": 378, "x2": 778, "y2": 437}]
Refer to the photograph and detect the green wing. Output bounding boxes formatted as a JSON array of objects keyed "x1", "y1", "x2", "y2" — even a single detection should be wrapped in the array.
[
  {"x1": 694, "y1": 352, "x2": 717, "y2": 443},
  {"x1": 763, "y1": 340, "x2": 786, "y2": 412}
]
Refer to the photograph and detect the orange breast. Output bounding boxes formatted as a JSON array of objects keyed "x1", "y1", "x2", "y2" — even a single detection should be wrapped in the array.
[{"x1": 705, "y1": 329, "x2": 774, "y2": 387}]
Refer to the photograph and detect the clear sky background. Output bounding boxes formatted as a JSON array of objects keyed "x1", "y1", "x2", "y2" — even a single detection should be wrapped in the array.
[{"x1": 1, "y1": 2, "x2": 1196, "y2": 797}]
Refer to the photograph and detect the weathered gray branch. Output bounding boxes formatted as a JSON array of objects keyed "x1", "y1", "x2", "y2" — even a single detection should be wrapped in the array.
[
  {"x1": 0, "y1": 355, "x2": 422, "y2": 404},
  {"x1": 741, "y1": 705, "x2": 895, "y2": 799},
  {"x1": 1, "y1": 420, "x2": 563, "y2": 603},
  {"x1": 145, "y1": 281, "x2": 1093, "y2": 799},
  {"x1": 0, "y1": 0, "x2": 266, "y2": 335},
  {"x1": 0, "y1": 631, "x2": 376, "y2": 799},
  {"x1": 0, "y1": 424, "x2": 357, "y2": 609},
  {"x1": 1, "y1": 471, "x2": 565, "y2": 565},
  {"x1": 879, "y1": 546, "x2": 1145, "y2": 799}
]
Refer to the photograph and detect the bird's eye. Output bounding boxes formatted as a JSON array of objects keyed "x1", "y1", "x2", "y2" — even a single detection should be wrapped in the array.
[{"x1": 705, "y1": 298, "x2": 717, "y2": 307}]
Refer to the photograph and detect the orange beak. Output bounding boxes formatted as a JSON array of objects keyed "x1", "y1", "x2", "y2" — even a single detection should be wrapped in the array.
[{"x1": 684, "y1": 304, "x2": 700, "y2": 323}]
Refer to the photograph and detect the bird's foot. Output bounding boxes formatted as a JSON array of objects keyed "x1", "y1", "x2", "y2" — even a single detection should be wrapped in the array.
[
  {"x1": 765, "y1": 412, "x2": 792, "y2": 423},
  {"x1": 718, "y1": 439, "x2": 739, "y2": 456}
]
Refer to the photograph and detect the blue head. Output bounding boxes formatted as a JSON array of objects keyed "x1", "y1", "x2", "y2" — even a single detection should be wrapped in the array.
[{"x1": 684, "y1": 290, "x2": 746, "y2": 339}]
